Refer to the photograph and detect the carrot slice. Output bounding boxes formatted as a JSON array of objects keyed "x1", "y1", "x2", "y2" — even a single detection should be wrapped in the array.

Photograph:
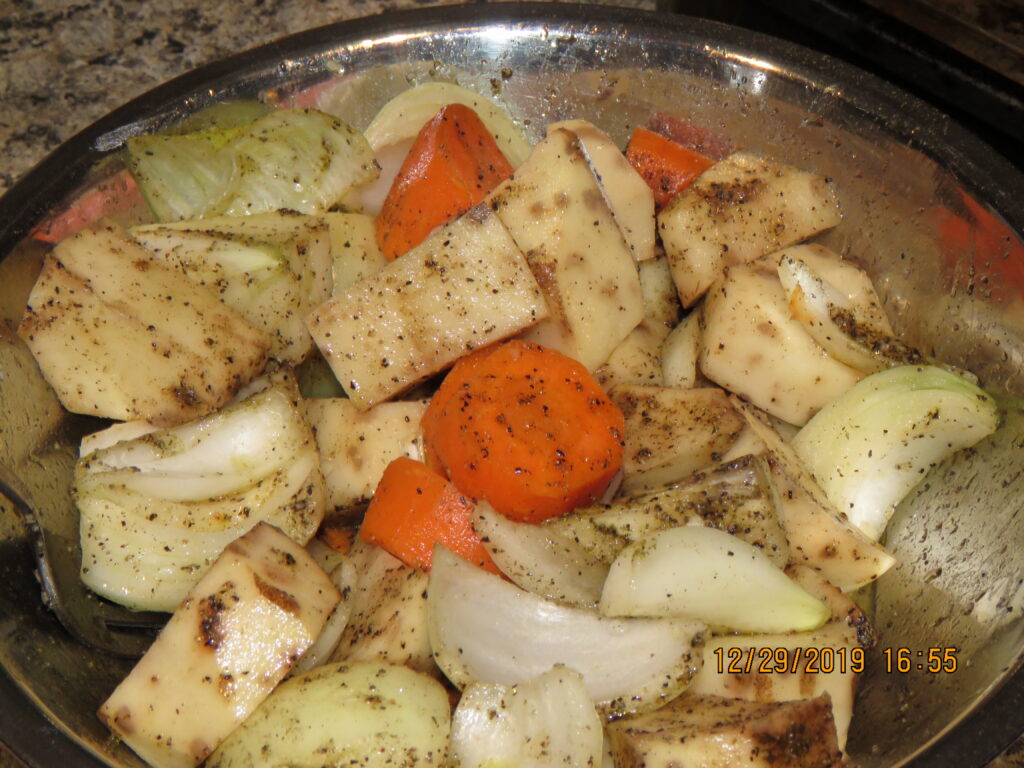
[
  {"x1": 32, "y1": 169, "x2": 147, "y2": 243},
  {"x1": 359, "y1": 456, "x2": 498, "y2": 573},
  {"x1": 625, "y1": 126, "x2": 714, "y2": 210},
  {"x1": 375, "y1": 103, "x2": 515, "y2": 261},
  {"x1": 422, "y1": 340, "x2": 625, "y2": 524}
]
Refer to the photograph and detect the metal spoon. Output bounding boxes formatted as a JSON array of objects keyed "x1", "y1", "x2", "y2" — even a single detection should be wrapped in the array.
[{"x1": 0, "y1": 460, "x2": 163, "y2": 659}]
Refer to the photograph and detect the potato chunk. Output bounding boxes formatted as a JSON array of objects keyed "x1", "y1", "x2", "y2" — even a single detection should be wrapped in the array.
[
  {"x1": 98, "y1": 523, "x2": 340, "y2": 768},
  {"x1": 607, "y1": 693, "x2": 842, "y2": 768},
  {"x1": 612, "y1": 385, "x2": 744, "y2": 493},
  {"x1": 700, "y1": 262, "x2": 862, "y2": 425},
  {"x1": 304, "y1": 397, "x2": 426, "y2": 520},
  {"x1": 658, "y1": 152, "x2": 841, "y2": 307},
  {"x1": 308, "y1": 204, "x2": 548, "y2": 408},
  {"x1": 18, "y1": 223, "x2": 269, "y2": 425},
  {"x1": 490, "y1": 127, "x2": 644, "y2": 370}
]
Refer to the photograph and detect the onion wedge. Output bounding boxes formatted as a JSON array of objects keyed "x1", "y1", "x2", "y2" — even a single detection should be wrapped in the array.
[
  {"x1": 427, "y1": 546, "x2": 705, "y2": 717},
  {"x1": 792, "y1": 365, "x2": 1000, "y2": 541},
  {"x1": 599, "y1": 527, "x2": 830, "y2": 633},
  {"x1": 473, "y1": 503, "x2": 608, "y2": 607},
  {"x1": 450, "y1": 666, "x2": 603, "y2": 768},
  {"x1": 778, "y1": 253, "x2": 923, "y2": 373}
]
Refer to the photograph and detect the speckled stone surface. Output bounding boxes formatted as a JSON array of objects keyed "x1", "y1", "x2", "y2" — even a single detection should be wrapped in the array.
[{"x1": 0, "y1": 0, "x2": 654, "y2": 195}]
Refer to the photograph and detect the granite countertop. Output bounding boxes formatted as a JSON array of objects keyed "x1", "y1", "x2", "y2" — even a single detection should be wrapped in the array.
[{"x1": 0, "y1": 1, "x2": 1021, "y2": 767}]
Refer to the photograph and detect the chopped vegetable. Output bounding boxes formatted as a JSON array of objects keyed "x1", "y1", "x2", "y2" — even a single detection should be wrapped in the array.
[
  {"x1": 422, "y1": 340, "x2": 626, "y2": 524},
  {"x1": 99, "y1": 523, "x2": 340, "y2": 768},
  {"x1": 375, "y1": 103, "x2": 515, "y2": 260},
  {"x1": 626, "y1": 126, "x2": 714, "y2": 210},
  {"x1": 428, "y1": 546, "x2": 705, "y2": 718},
  {"x1": 450, "y1": 666, "x2": 603, "y2": 768},
  {"x1": 76, "y1": 372, "x2": 325, "y2": 611},
  {"x1": 206, "y1": 661, "x2": 451, "y2": 768},
  {"x1": 127, "y1": 108, "x2": 378, "y2": 221},
  {"x1": 792, "y1": 365, "x2": 1001, "y2": 541},
  {"x1": 599, "y1": 526, "x2": 830, "y2": 633},
  {"x1": 359, "y1": 456, "x2": 497, "y2": 572}
]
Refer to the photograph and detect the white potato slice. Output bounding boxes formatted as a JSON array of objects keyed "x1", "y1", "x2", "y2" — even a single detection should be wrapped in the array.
[
  {"x1": 329, "y1": 539, "x2": 435, "y2": 675},
  {"x1": 304, "y1": 397, "x2": 426, "y2": 519},
  {"x1": 308, "y1": 204, "x2": 548, "y2": 408},
  {"x1": 473, "y1": 503, "x2": 608, "y2": 607},
  {"x1": 606, "y1": 693, "x2": 842, "y2": 768},
  {"x1": 451, "y1": 666, "x2": 603, "y2": 768},
  {"x1": 364, "y1": 81, "x2": 530, "y2": 167},
  {"x1": 690, "y1": 565, "x2": 873, "y2": 751},
  {"x1": 661, "y1": 310, "x2": 702, "y2": 389},
  {"x1": 428, "y1": 546, "x2": 705, "y2": 718},
  {"x1": 612, "y1": 385, "x2": 744, "y2": 493},
  {"x1": 733, "y1": 397, "x2": 897, "y2": 591},
  {"x1": 700, "y1": 262, "x2": 862, "y2": 425},
  {"x1": 18, "y1": 224, "x2": 269, "y2": 425},
  {"x1": 658, "y1": 152, "x2": 841, "y2": 307},
  {"x1": 99, "y1": 523, "x2": 340, "y2": 768},
  {"x1": 550, "y1": 119, "x2": 656, "y2": 262},
  {"x1": 207, "y1": 661, "x2": 450, "y2": 768},
  {"x1": 490, "y1": 127, "x2": 644, "y2": 371},
  {"x1": 599, "y1": 526, "x2": 829, "y2": 633}
]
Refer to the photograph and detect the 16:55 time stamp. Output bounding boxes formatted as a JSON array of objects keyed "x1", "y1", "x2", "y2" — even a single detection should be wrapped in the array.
[{"x1": 713, "y1": 646, "x2": 959, "y2": 675}]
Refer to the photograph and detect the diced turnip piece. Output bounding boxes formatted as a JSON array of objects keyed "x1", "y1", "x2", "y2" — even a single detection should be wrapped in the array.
[
  {"x1": 98, "y1": 523, "x2": 340, "y2": 768},
  {"x1": 658, "y1": 152, "x2": 841, "y2": 307},
  {"x1": 700, "y1": 262, "x2": 862, "y2": 425},
  {"x1": 308, "y1": 204, "x2": 548, "y2": 408},
  {"x1": 490, "y1": 127, "x2": 644, "y2": 371},
  {"x1": 596, "y1": 319, "x2": 669, "y2": 389},
  {"x1": 18, "y1": 224, "x2": 269, "y2": 425}
]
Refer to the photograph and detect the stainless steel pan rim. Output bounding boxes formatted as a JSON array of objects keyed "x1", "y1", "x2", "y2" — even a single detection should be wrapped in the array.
[{"x1": 0, "y1": 4, "x2": 1020, "y2": 767}]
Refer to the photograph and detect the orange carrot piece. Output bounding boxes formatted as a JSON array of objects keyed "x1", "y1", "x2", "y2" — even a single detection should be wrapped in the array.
[
  {"x1": 422, "y1": 340, "x2": 625, "y2": 525},
  {"x1": 32, "y1": 169, "x2": 146, "y2": 243},
  {"x1": 375, "y1": 103, "x2": 515, "y2": 261},
  {"x1": 626, "y1": 126, "x2": 714, "y2": 210},
  {"x1": 319, "y1": 522, "x2": 357, "y2": 555},
  {"x1": 359, "y1": 456, "x2": 498, "y2": 573}
]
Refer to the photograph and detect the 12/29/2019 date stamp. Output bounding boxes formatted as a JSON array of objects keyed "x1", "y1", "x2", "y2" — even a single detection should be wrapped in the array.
[{"x1": 713, "y1": 646, "x2": 959, "y2": 675}]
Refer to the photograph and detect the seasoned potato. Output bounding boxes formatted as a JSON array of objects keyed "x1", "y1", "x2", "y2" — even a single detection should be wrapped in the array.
[
  {"x1": 490, "y1": 127, "x2": 644, "y2": 370},
  {"x1": 304, "y1": 397, "x2": 426, "y2": 520},
  {"x1": 596, "y1": 319, "x2": 669, "y2": 389},
  {"x1": 549, "y1": 119, "x2": 656, "y2": 263},
  {"x1": 658, "y1": 152, "x2": 841, "y2": 307},
  {"x1": 99, "y1": 523, "x2": 340, "y2": 768},
  {"x1": 700, "y1": 261, "x2": 862, "y2": 425},
  {"x1": 308, "y1": 204, "x2": 548, "y2": 408},
  {"x1": 18, "y1": 223, "x2": 269, "y2": 425},
  {"x1": 611, "y1": 385, "x2": 744, "y2": 493},
  {"x1": 607, "y1": 692, "x2": 842, "y2": 768}
]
